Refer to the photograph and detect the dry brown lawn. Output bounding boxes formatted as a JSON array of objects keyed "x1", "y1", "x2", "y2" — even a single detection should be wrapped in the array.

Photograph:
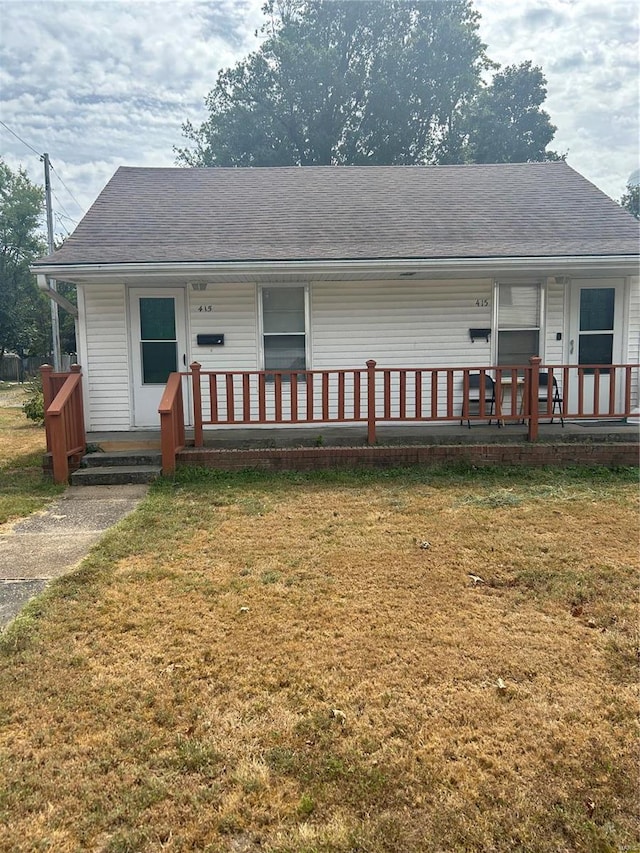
[
  {"x1": 0, "y1": 386, "x2": 43, "y2": 466},
  {"x1": 0, "y1": 466, "x2": 638, "y2": 852},
  {"x1": 0, "y1": 389, "x2": 61, "y2": 524}
]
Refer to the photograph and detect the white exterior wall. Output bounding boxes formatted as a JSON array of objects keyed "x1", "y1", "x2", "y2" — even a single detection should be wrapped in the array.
[
  {"x1": 77, "y1": 274, "x2": 638, "y2": 430},
  {"x1": 312, "y1": 278, "x2": 493, "y2": 368},
  {"x1": 310, "y1": 278, "x2": 494, "y2": 422},
  {"x1": 188, "y1": 277, "x2": 496, "y2": 423},
  {"x1": 81, "y1": 283, "x2": 130, "y2": 430},
  {"x1": 627, "y1": 276, "x2": 639, "y2": 410},
  {"x1": 188, "y1": 282, "x2": 258, "y2": 371},
  {"x1": 544, "y1": 279, "x2": 564, "y2": 365}
]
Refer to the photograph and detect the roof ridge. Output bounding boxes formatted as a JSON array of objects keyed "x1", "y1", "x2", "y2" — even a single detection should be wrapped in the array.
[{"x1": 116, "y1": 161, "x2": 569, "y2": 172}]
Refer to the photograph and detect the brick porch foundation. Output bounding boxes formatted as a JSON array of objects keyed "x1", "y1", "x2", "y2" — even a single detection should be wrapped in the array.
[{"x1": 178, "y1": 442, "x2": 638, "y2": 472}]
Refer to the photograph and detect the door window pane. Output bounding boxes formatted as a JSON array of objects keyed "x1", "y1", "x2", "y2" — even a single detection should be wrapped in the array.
[
  {"x1": 142, "y1": 341, "x2": 177, "y2": 384},
  {"x1": 578, "y1": 333, "x2": 613, "y2": 366},
  {"x1": 579, "y1": 288, "x2": 614, "y2": 331},
  {"x1": 140, "y1": 298, "x2": 176, "y2": 341}
]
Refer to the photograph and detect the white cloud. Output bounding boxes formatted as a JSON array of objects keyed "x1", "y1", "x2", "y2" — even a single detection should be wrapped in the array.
[
  {"x1": 1, "y1": 0, "x2": 264, "y2": 227},
  {"x1": 1, "y1": 0, "x2": 638, "y2": 236},
  {"x1": 475, "y1": 0, "x2": 640, "y2": 199}
]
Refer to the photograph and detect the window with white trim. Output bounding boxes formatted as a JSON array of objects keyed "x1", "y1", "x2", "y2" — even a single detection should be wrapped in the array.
[
  {"x1": 497, "y1": 283, "x2": 541, "y2": 365},
  {"x1": 261, "y1": 286, "x2": 307, "y2": 372}
]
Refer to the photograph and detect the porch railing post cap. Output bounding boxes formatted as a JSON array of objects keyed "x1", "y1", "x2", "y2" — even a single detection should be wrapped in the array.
[
  {"x1": 529, "y1": 356, "x2": 542, "y2": 364},
  {"x1": 190, "y1": 361, "x2": 202, "y2": 370},
  {"x1": 40, "y1": 364, "x2": 53, "y2": 371},
  {"x1": 366, "y1": 359, "x2": 377, "y2": 367},
  {"x1": 70, "y1": 364, "x2": 81, "y2": 373}
]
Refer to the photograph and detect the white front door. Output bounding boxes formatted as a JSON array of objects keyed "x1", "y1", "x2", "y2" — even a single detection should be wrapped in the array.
[
  {"x1": 567, "y1": 279, "x2": 625, "y2": 415},
  {"x1": 129, "y1": 289, "x2": 189, "y2": 427}
]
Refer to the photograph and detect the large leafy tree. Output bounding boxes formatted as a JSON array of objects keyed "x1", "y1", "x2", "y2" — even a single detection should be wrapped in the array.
[
  {"x1": 0, "y1": 159, "x2": 48, "y2": 363},
  {"x1": 177, "y1": 0, "x2": 559, "y2": 167},
  {"x1": 461, "y1": 61, "x2": 559, "y2": 163},
  {"x1": 619, "y1": 182, "x2": 639, "y2": 219},
  {"x1": 0, "y1": 161, "x2": 76, "y2": 366}
]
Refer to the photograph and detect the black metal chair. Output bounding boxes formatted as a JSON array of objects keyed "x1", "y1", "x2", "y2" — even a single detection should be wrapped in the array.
[
  {"x1": 538, "y1": 373, "x2": 564, "y2": 426},
  {"x1": 461, "y1": 373, "x2": 496, "y2": 428}
]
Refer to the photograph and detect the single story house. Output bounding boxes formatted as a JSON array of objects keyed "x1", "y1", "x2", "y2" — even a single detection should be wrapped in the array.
[{"x1": 32, "y1": 162, "x2": 639, "y2": 435}]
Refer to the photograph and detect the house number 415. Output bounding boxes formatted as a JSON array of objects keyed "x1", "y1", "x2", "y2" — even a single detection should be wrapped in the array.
[
  {"x1": 475, "y1": 298, "x2": 489, "y2": 307},
  {"x1": 197, "y1": 305, "x2": 213, "y2": 312}
]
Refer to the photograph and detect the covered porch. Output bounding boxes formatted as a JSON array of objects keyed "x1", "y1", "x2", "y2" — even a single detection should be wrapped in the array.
[{"x1": 42, "y1": 359, "x2": 638, "y2": 483}]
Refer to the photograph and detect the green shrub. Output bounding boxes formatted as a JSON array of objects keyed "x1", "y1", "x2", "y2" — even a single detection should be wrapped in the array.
[{"x1": 22, "y1": 377, "x2": 45, "y2": 424}]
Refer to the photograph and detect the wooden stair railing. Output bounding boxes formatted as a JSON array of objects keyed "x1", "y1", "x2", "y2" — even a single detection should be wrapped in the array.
[
  {"x1": 41, "y1": 364, "x2": 86, "y2": 484},
  {"x1": 158, "y1": 373, "x2": 186, "y2": 475}
]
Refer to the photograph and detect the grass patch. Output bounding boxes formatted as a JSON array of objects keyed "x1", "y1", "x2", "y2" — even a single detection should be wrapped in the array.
[
  {"x1": 0, "y1": 401, "x2": 63, "y2": 524},
  {"x1": 0, "y1": 466, "x2": 638, "y2": 852}
]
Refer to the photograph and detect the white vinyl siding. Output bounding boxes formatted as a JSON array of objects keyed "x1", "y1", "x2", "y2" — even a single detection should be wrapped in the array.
[
  {"x1": 76, "y1": 272, "x2": 638, "y2": 432},
  {"x1": 627, "y1": 276, "x2": 639, "y2": 410},
  {"x1": 82, "y1": 283, "x2": 130, "y2": 430},
  {"x1": 312, "y1": 278, "x2": 493, "y2": 368},
  {"x1": 311, "y1": 278, "x2": 493, "y2": 421},
  {"x1": 188, "y1": 283, "x2": 258, "y2": 423},
  {"x1": 188, "y1": 283, "x2": 258, "y2": 370},
  {"x1": 544, "y1": 278, "x2": 565, "y2": 365}
]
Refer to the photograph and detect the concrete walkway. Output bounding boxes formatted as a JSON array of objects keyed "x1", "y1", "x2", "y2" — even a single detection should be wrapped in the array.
[{"x1": 0, "y1": 485, "x2": 149, "y2": 630}]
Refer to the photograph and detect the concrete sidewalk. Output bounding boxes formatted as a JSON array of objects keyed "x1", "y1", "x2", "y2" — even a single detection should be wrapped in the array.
[{"x1": 0, "y1": 485, "x2": 149, "y2": 629}]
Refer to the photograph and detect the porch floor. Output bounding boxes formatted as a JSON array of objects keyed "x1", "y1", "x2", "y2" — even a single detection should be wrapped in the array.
[{"x1": 87, "y1": 419, "x2": 639, "y2": 453}]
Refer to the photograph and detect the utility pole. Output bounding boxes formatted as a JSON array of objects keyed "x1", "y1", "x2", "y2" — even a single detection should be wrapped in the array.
[{"x1": 42, "y1": 153, "x2": 62, "y2": 371}]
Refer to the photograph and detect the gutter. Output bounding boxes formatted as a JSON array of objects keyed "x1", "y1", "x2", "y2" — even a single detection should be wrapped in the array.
[
  {"x1": 31, "y1": 255, "x2": 640, "y2": 282},
  {"x1": 37, "y1": 274, "x2": 79, "y2": 317}
]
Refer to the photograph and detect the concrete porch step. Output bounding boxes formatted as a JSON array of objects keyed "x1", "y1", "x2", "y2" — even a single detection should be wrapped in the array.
[
  {"x1": 82, "y1": 450, "x2": 162, "y2": 468},
  {"x1": 71, "y1": 465, "x2": 161, "y2": 486}
]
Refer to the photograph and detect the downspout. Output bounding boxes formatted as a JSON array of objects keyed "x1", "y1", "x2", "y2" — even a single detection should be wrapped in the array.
[
  {"x1": 37, "y1": 274, "x2": 78, "y2": 318},
  {"x1": 37, "y1": 274, "x2": 80, "y2": 367}
]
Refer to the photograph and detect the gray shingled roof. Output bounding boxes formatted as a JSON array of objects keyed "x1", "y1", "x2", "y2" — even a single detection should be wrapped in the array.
[{"x1": 35, "y1": 162, "x2": 639, "y2": 267}]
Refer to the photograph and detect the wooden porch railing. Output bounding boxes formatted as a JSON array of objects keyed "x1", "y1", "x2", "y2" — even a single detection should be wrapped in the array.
[
  {"x1": 41, "y1": 364, "x2": 86, "y2": 484},
  {"x1": 158, "y1": 358, "x2": 636, "y2": 474},
  {"x1": 158, "y1": 372, "x2": 186, "y2": 475}
]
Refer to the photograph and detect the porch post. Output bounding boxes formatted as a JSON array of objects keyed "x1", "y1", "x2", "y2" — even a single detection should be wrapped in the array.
[
  {"x1": 69, "y1": 364, "x2": 86, "y2": 459},
  {"x1": 40, "y1": 364, "x2": 54, "y2": 453},
  {"x1": 366, "y1": 359, "x2": 377, "y2": 445},
  {"x1": 527, "y1": 356, "x2": 541, "y2": 442},
  {"x1": 190, "y1": 362, "x2": 203, "y2": 447},
  {"x1": 49, "y1": 410, "x2": 69, "y2": 484}
]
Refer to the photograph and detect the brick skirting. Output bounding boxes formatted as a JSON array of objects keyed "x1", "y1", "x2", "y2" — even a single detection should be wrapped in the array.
[{"x1": 178, "y1": 442, "x2": 639, "y2": 472}]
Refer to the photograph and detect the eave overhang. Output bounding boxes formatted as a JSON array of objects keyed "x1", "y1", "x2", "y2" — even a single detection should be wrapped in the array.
[{"x1": 31, "y1": 254, "x2": 640, "y2": 284}]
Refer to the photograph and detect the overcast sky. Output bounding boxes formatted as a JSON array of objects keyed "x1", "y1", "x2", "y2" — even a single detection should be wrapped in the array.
[{"x1": 1, "y1": 0, "x2": 638, "y2": 241}]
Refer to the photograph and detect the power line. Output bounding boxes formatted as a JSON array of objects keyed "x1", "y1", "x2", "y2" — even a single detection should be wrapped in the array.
[
  {"x1": 51, "y1": 189, "x2": 77, "y2": 224},
  {"x1": 0, "y1": 119, "x2": 42, "y2": 157},
  {"x1": 50, "y1": 163, "x2": 84, "y2": 213},
  {"x1": 0, "y1": 120, "x2": 84, "y2": 216},
  {"x1": 54, "y1": 213, "x2": 71, "y2": 237},
  {"x1": 56, "y1": 211, "x2": 77, "y2": 225}
]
